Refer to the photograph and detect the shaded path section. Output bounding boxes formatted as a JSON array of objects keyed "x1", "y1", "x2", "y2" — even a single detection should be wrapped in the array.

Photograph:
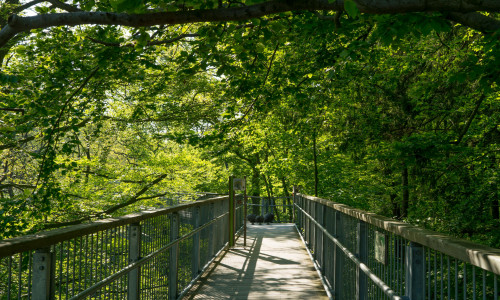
[{"x1": 183, "y1": 223, "x2": 328, "y2": 299}]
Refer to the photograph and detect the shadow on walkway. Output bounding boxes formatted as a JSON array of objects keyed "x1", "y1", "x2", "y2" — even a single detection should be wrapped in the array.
[{"x1": 183, "y1": 224, "x2": 328, "y2": 300}]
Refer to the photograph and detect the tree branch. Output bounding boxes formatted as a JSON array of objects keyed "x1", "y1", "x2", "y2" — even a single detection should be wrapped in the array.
[
  {"x1": 447, "y1": 12, "x2": 500, "y2": 34},
  {"x1": 80, "y1": 170, "x2": 147, "y2": 184},
  {"x1": 46, "y1": 0, "x2": 82, "y2": 12},
  {"x1": 42, "y1": 173, "x2": 168, "y2": 230},
  {"x1": 454, "y1": 94, "x2": 485, "y2": 145},
  {"x1": 2, "y1": 0, "x2": 500, "y2": 48},
  {"x1": 0, "y1": 107, "x2": 24, "y2": 114},
  {"x1": 87, "y1": 33, "x2": 199, "y2": 47},
  {"x1": 0, "y1": 117, "x2": 92, "y2": 151},
  {"x1": 102, "y1": 173, "x2": 168, "y2": 215},
  {"x1": 0, "y1": 183, "x2": 36, "y2": 190}
]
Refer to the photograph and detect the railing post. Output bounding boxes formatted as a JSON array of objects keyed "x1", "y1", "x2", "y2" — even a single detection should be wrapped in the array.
[
  {"x1": 244, "y1": 179, "x2": 247, "y2": 247},
  {"x1": 305, "y1": 198, "x2": 310, "y2": 245},
  {"x1": 32, "y1": 248, "x2": 54, "y2": 300},
  {"x1": 405, "y1": 242, "x2": 425, "y2": 300},
  {"x1": 292, "y1": 186, "x2": 297, "y2": 224},
  {"x1": 192, "y1": 206, "x2": 201, "y2": 278},
  {"x1": 229, "y1": 176, "x2": 235, "y2": 247},
  {"x1": 128, "y1": 223, "x2": 141, "y2": 300},
  {"x1": 320, "y1": 203, "x2": 326, "y2": 275},
  {"x1": 334, "y1": 211, "x2": 343, "y2": 299},
  {"x1": 169, "y1": 213, "x2": 179, "y2": 299},
  {"x1": 299, "y1": 195, "x2": 304, "y2": 231},
  {"x1": 356, "y1": 221, "x2": 368, "y2": 300},
  {"x1": 312, "y1": 201, "x2": 316, "y2": 257}
]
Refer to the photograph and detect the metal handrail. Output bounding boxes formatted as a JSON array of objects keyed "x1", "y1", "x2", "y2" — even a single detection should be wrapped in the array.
[
  {"x1": 298, "y1": 194, "x2": 500, "y2": 275},
  {"x1": 0, "y1": 195, "x2": 245, "y2": 299},
  {"x1": 69, "y1": 211, "x2": 229, "y2": 299},
  {"x1": 0, "y1": 196, "x2": 228, "y2": 257},
  {"x1": 295, "y1": 203, "x2": 404, "y2": 300},
  {"x1": 295, "y1": 193, "x2": 500, "y2": 300}
]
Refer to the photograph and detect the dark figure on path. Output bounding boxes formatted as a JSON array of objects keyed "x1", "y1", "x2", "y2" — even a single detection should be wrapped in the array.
[
  {"x1": 247, "y1": 214, "x2": 257, "y2": 225},
  {"x1": 256, "y1": 215, "x2": 264, "y2": 225},
  {"x1": 264, "y1": 213, "x2": 274, "y2": 224}
]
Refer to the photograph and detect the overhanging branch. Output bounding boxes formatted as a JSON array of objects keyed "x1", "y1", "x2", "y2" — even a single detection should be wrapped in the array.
[
  {"x1": 42, "y1": 173, "x2": 168, "y2": 230},
  {"x1": 2, "y1": 0, "x2": 500, "y2": 48}
]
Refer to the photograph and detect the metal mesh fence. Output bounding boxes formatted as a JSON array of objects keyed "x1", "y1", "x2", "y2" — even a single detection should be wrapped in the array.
[
  {"x1": 0, "y1": 195, "x2": 244, "y2": 299},
  {"x1": 295, "y1": 193, "x2": 500, "y2": 300}
]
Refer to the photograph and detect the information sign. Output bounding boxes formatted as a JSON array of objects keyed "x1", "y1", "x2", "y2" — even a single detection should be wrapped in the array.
[
  {"x1": 233, "y1": 178, "x2": 246, "y2": 191},
  {"x1": 375, "y1": 231, "x2": 388, "y2": 265}
]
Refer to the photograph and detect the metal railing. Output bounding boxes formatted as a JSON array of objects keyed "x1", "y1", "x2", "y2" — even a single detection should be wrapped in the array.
[
  {"x1": 0, "y1": 195, "x2": 245, "y2": 299},
  {"x1": 294, "y1": 193, "x2": 500, "y2": 300}
]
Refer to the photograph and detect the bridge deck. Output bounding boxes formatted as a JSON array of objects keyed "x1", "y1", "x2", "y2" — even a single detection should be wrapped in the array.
[{"x1": 183, "y1": 223, "x2": 329, "y2": 299}]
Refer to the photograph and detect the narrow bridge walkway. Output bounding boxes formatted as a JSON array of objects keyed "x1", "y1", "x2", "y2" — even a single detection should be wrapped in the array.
[{"x1": 183, "y1": 224, "x2": 329, "y2": 299}]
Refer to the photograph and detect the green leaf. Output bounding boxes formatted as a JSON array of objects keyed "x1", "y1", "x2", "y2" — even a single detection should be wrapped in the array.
[
  {"x1": 110, "y1": 0, "x2": 143, "y2": 12},
  {"x1": 0, "y1": 126, "x2": 15, "y2": 132},
  {"x1": 344, "y1": 0, "x2": 360, "y2": 18}
]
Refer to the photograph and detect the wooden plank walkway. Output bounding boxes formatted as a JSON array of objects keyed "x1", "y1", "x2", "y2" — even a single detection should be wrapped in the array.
[{"x1": 183, "y1": 223, "x2": 329, "y2": 300}]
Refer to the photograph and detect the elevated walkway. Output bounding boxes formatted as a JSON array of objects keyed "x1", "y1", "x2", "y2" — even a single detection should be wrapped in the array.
[
  {"x1": 184, "y1": 224, "x2": 328, "y2": 299},
  {"x1": 1, "y1": 193, "x2": 500, "y2": 299}
]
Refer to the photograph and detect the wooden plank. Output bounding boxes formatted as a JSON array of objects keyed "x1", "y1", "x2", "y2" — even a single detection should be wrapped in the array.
[
  {"x1": 299, "y1": 194, "x2": 500, "y2": 276},
  {"x1": 182, "y1": 224, "x2": 329, "y2": 300}
]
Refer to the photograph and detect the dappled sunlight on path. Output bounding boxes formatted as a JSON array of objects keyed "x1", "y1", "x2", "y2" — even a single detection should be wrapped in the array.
[{"x1": 183, "y1": 224, "x2": 328, "y2": 299}]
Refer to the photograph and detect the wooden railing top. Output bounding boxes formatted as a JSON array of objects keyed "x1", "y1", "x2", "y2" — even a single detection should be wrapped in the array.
[
  {"x1": 0, "y1": 195, "x2": 229, "y2": 258},
  {"x1": 299, "y1": 194, "x2": 500, "y2": 276}
]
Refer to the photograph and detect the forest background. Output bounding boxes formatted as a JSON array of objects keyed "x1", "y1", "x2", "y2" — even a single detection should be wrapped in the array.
[{"x1": 0, "y1": 0, "x2": 499, "y2": 248}]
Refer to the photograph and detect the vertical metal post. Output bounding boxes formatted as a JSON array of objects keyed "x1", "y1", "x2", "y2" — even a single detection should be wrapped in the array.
[
  {"x1": 321, "y1": 204, "x2": 326, "y2": 275},
  {"x1": 32, "y1": 248, "x2": 54, "y2": 300},
  {"x1": 292, "y1": 186, "x2": 297, "y2": 224},
  {"x1": 128, "y1": 223, "x2": 141, "y2": 300},
  {"x1": 298, "y1": 194, "x2": 303, "y2": 230},
  {"x1": 229, "y1": 176, "x2": 235, "y2": 247},
  {"x1": 244, "y1": 176, "x2": 247, "y2": 247},
  {"x1": 305, "y1": 198, "x2": 309, "y2": 244},
  {"x1": 307, "y1": 198, "x2": 312, "y2": 247},
  {"x1": 334, "y1": 211, "x2": 343, "y2": 299},
  {"x1": 356, "y1": 221, "x2": 367, "y2": 300},
  {"x1": 405, "y1": 242, "x2": 425, "y2": 300},
  {"x1": 309, "y1": 201, "x2": 318, "y2": 260},
  {"x1": 192, "y1": 206, "x2": 201, "y2": 278},
  {"x1": 169, "y1": 213, "x2": 179, "y2": 300}
]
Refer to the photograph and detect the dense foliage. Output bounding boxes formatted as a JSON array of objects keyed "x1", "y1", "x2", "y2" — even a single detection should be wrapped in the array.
[{"x1": 0, "y1": 1, "x2": 498, "y2": 247}]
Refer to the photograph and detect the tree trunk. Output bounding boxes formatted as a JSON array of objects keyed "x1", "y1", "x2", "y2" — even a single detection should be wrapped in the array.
[
  {"x1": 85, "y1": 144, "x2": 91, "y2": 183},
  {"x1": 313, "y1": 128, "x2": 319, "y2": 197},
  {"x1": 281, "y1": 177, "x2": 289, "y2": 213},
  {"x1": 401, "y1": 166, "x2": 409, "y2": 218},
  {"x1": 263, "y1": 174, "x2": 280, "y2": 221},
  {"x1": 390, "y1": 193, "x2": 400, "y2": 219},
  {"x1": 250, "y1": 166, "x2": 260, "y2": 215},
  {"x1": 491, "y1": 155, "x2": 499, "y2": 220}
]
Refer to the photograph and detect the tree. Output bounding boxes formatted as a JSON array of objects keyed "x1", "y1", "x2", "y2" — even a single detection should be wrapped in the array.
[
  {"x1": 1, "y1": 0, "x2": 499, "y2": 248},
  {"x1": 1, "y1": 0, "x2": 500, "y2": 51}
]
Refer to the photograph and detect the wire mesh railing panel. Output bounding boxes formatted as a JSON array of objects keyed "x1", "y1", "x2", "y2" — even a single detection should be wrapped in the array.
[
  {"x1": 139, "y1": 251, "x2": 169, "y2": 300},
  {"x1": 177, "y1": 211, "x2": 194, "y2": 292},
  {"x1": 199, "y1": 203, "x2": 212, "y2": 269},
  {"x1": 0, "y1": 195, "x2": 234, "y2": 299},
  {"x1": 52, "y1": 224, "x2": 132, "y2": 299},
  {"x1": 139, "y1": 214, "x2": 170, "y2": 299},
  {"x1": 0, "y1": 252, "x2": 32, "y2": 300},
  {"x1": 420, "y1": 251, "x2": 499, "y2": 300},
  {"x1": 294, "y1": 193, "x2": 500, "y2": 300}
]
